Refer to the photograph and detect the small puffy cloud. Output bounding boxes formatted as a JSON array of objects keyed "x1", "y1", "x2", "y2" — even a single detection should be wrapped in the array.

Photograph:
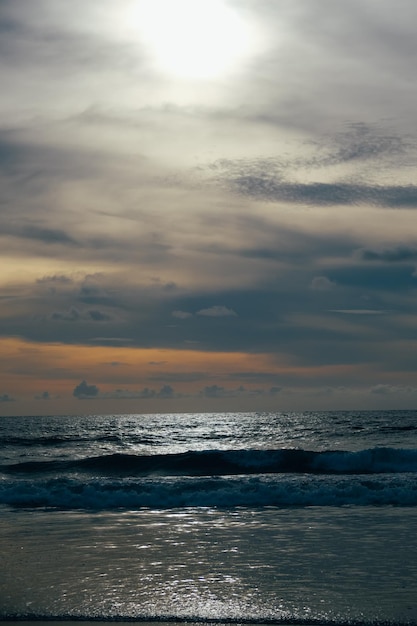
[
  {"x1": 371, "y1": 384, "x2": 393, "y2": 395},
  {"x1": 157, "y1": 384, "x2": 175, "y2": 398},
  {"x1": 172, "y1": 310, "x2": 193, "y2": 319},
  {"x1": 35, "y1": 390, "x2": 60, "y2": 400},
  {"x1": 101, "y1": 387, "x2": 156, "y2": 400},
  {"x1": 310, "y1": 276, "x2": 336, "y2": 291},
  {"x1": 197, "y1": 305, "x2": 237, "y2": 317},
  {"x1": 0, "y1": 393, "x2": 14, "y2": 403},
  {"x1": 203, "y1": 384, "x2": 226, "y2": 397},
  {"x1": 139, "y1": 387, "x2": 156, "y2": 399},
  {"x1": 201, "y1": 385, "x2": 256, "y2": 398},
  {"x1": 37, "y1": 274, "x2": 74, "y2": 295},
  {"x1": 73, "y1": 380, "x2": 99, "y2": 398},
  {"x1": 99, "y1": 385, "x2": 180, "y2": 400}
]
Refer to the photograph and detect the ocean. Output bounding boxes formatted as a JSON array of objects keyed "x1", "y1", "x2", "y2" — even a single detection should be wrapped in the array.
[{"x1": 1, "y1": 410, "x2": 417, "y2": 625}]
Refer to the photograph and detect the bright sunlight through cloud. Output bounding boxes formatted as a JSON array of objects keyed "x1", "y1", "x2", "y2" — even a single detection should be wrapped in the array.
[{"x1": 131, "y1": 0, "x2": 254, "y2": 79}]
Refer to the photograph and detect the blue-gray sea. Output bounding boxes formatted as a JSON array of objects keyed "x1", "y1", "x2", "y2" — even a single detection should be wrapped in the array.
[{"x1": 1, "y1": 410, "x2": 417, "y2": 624}]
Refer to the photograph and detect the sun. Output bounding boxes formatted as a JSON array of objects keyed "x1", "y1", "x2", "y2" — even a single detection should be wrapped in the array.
[{"x1": 131, "y1": 0, "x2": 253, "y2": 79}]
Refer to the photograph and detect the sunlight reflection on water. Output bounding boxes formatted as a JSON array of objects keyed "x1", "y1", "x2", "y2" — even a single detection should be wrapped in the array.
[{"x1": 1, "y1": 506, "x2": 417, "y2": 623}]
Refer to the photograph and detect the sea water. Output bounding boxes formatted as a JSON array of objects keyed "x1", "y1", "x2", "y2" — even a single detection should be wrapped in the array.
[{"x1": 1, "y1": 410, "x2": 417, "y2": 624}]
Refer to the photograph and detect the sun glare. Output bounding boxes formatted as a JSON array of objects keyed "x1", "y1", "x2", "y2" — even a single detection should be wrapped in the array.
[{"x1": 131, "y1": 0, "x2": 253, "y2": 79}]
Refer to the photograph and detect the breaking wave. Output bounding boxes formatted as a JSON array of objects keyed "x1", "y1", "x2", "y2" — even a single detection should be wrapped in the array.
[
  {"x1": 2, "y1": 447, "x2": 417, "y2": 477},
  {"x1": 1, "y1": 472, "x2": 417, "y2": 509},
  {"x1": 1, "y1": 447, "x2": 417, "y2": 509}
]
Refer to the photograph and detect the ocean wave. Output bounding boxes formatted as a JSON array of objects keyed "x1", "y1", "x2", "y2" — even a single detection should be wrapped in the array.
[
  {"x1": 1, "y1": 472, "x2": 417, "y2": 509},
  {"x1": 2, "y1": 447, "x2": 417, "y2": 477}
]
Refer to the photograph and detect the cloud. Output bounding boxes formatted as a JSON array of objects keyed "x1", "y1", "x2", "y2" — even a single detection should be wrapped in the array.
[
  {"x1": 88, "y1": 309, "x2": 112, "y2": 321},
  {"x1": 197, "y1": 305, "x2": 237, "y2": 317},
  {"x1": 35, "y1": 391, "x2": 50, "y2": 400},
  {"x1": 0, "y1": 393, "x2": 14, "y2": 403},
  {"x1": 101, "y1": 385, "x2": 178, "y2": 400},
  {"x1": 370, "y1": 384, "x2": 417, "y2": 395},
  {"x1": 225, "y1": 176, "x2": 417, "y2": 208},
  {"x1": 51, "y1": 307, "x2": 81, "y2": 322},
  {"x1": 202, "y1": 384, "x2": 227, "y2": 398},
  {"x1": 330, "y1": 309, "x2": 387, "y2": 315},
  {"x1": 357, "y1": 246, "x2": 417, "y2": 263},
  {"x1": 10, "y1": 224, "x2": 79, "y2": 246},
  {"x1": 313, "y1": 123, "x2": 408, "y2": 167},
  {"x1": 73, "y1": 380, "x2": 99, "y2": 398},
  {"x1": 209, "y1": 124, "x2": 417, "y2": 208},
  {"x1": 200, "y1": 384, "x2": 284, "y2": 399},
  {"x1": 101, "y1": 387, "x2": 156, "y2": 400},
  {"x1": 157, "y1": 384, "x2": 175, "y2": 398},
  {"x1": 172, "y1": 310, "x2": 193, "y2": 319},
  {"x1": 270, "y1": 386, "x2": 282, "y2": 394},
  {"x1": 50, "y1": 307, "x2": 112, "y2": 322},
  {"x1": 91, "y1": 337, "x2": 133, "y2": 345},
  {"x1": 310, "y1": 276, "x2": 336, "y2": 291}
]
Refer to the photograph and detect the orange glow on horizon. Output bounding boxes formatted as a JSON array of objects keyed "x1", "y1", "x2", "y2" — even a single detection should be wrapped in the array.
[{"x1": 0, "y1": 336, "x2": 365, "y2": 398}]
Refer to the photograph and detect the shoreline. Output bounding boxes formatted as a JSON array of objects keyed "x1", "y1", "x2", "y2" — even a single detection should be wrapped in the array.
[{"x1": 0, "y1": 616, "x2": 417, "y2": 626}]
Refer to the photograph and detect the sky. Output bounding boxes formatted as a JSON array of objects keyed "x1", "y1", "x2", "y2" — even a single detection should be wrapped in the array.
[{"x1": 1, "y1": 0, "x2": 417, "y2": 415}]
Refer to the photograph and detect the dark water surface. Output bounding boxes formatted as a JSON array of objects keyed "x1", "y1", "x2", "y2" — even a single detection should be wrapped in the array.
[{"x1": 1, "y1": 410, "x2": 417, "y2": 624}]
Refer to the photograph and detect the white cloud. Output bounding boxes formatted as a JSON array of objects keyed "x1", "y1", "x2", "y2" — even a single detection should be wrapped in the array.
[
  {"x1": 172, "y1": 310, "x2": 193, "y2": 319},
  {"x1": 310, "y1": 276, "x2": 336, "y2": 291},
  {"x1": 197, "y1": 305, "x2": 237, "y2": 317}
]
